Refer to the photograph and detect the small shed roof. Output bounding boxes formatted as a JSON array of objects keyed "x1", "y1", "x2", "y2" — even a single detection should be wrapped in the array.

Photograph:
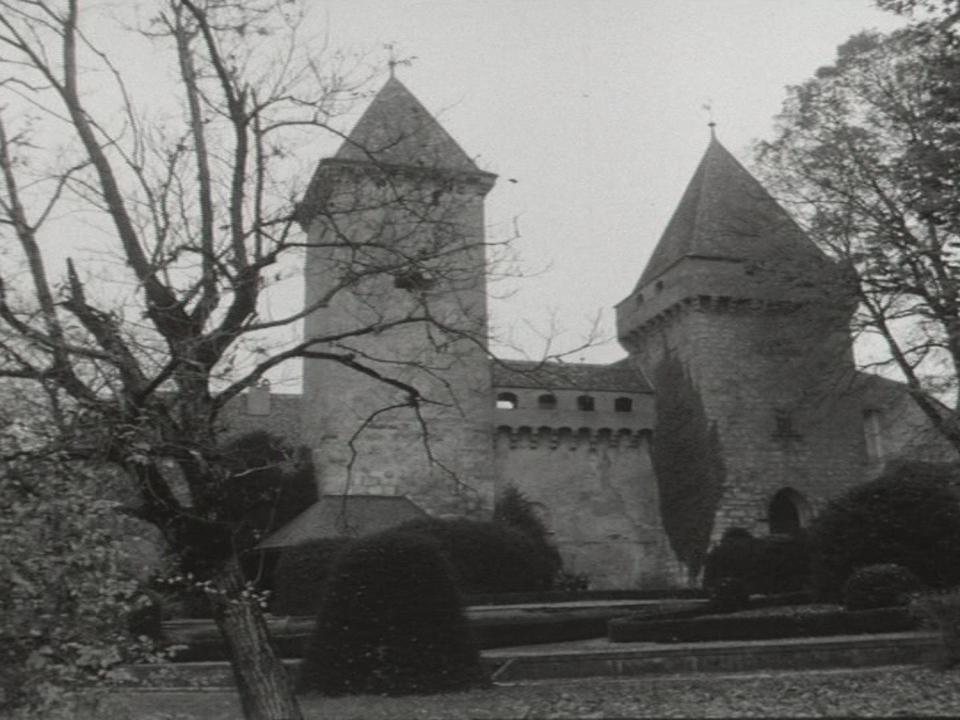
[{"x1": 256, "y1": 494, "x2": 428, "y2": 549}]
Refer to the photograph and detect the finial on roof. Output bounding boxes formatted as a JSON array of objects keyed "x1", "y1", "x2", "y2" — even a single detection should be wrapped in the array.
[
  {"x1": 702, "y1": 100, "x2": 717, "y2": 139},
  {"x1": 385, "y1": 43, "x2": 398, "y2": 78}
]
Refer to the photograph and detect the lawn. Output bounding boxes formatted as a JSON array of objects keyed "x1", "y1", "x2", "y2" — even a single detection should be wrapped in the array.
[{"x1": 85, "y1": 665, "x2": 960, "y2": 719}]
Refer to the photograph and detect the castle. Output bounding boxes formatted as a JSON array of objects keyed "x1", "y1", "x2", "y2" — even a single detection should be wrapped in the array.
[{"x1": 226, "y1": 77, "x2": 956, "y2": 588}]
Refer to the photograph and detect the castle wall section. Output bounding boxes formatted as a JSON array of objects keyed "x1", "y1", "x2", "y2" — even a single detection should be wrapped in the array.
[{"x1": 491, "y1": 384, "x2": 682, "y2": 588}]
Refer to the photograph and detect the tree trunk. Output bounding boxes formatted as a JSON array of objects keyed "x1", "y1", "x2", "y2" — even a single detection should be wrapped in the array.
[{"x1": 211, "y1": 561, "x2": 303, "y2": 720}]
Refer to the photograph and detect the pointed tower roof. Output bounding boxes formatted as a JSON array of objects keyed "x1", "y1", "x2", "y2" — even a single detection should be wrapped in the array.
[
  {"x1": 636, "y1": 137, "x2": 826, "y2": 289},
  {"x1": 334, "y1": 76, "x2": 481, "y2": 173}
]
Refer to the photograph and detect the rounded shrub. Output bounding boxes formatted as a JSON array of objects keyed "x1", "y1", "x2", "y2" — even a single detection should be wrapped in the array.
[
  {"x1": 810, "y1": 461, "x2": 960, "y2": 600},
  {"x1": 393, "y1": 517, "x2": 555, "y2": 594},
  {"x1": 842, "y1": 564, "x2": 922, "y2": 611},
  {"x1": 271, "y1": 537, "x2": 353, "y2": 616},
  {"x1": 709, "y1": 576, "x2": 750, "y2": 612},
  {"x1": 297, "y1": 528, "x2": 488, "y2": 696}
]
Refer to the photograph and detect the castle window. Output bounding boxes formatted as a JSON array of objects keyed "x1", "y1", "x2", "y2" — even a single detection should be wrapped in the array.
[
  {"x1": 864, "y1": 410, "x2": 884, "y2": 461},
  {"x1": 538, "y1": 393, "x2": 557, "y2": 410},
  {"x1": 577, "y1": 395, "x2": 595, "y2": 411},
  {"x1": 614, "y1": 397, "x2": 633, "y2": 412},
  {"x1": 655, "y1": 280, "x2": 664, "y2": 294},
  {"x1": 635, "y1": 293, "x2": 644, "y2": 306},
  {"x1": 496, "y1": 392, "x2": 518, "y2": 410}
]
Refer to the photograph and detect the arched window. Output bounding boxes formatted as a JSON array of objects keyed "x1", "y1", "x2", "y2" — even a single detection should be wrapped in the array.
[
  {"x1": 576, "y1": 395, "x2": 595, "y2": 411},
  {"x1": 768, "y1": 488, "x2": 809, "y2": 536},
  {"x1": 537, "y1": 393, "x2": 557, "y2": 410},
  {"x1": 614, "y1": 397, "x2": 633, "y2": 412},
  {"x1": 496, "y1": 392, "x2": 518, "y2": 410}
]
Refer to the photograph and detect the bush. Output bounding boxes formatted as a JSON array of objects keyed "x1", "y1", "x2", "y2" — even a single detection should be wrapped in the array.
[
  {"x1": 297, "y1": 529, "x2": 488, "y2": 696},
  {"x1": 393, "y1": 517, "x2": 556, "y2": 594},
  {"x1": 703, "y1": 528, "x2": 811, "y2": 597},
  {"x1": 911, "y1": 589, "x2": 960, "y2": 668},
  {"x1": 493, "y1": 486, "x2": 563, "y2": 581},
  {"x1": 271, "y1": 537, "x2": 353, "y2": 616},
  {"x1": 842, "y1": 564, "x2": 922, "y2": 611},
  {"x1": 810, "y1": 462, "x2": 960, "y2": 600},
  {"x1": 709, "y1": 576, "x2": 750, "y2": 612}
]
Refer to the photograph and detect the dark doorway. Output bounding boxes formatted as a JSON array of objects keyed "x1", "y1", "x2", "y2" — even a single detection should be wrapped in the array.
[{"x1": 768, "y1": 488, "x2": 807, "y2": 536}]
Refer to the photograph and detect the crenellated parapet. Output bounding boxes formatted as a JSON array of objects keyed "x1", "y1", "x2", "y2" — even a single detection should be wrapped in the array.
[{"x1": 494, "y1": 424, "x2": 651, "y2": 451}]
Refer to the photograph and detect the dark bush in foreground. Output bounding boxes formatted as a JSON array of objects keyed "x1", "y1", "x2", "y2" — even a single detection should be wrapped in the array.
[
  {"x1": 708, "y1": 576, "x2": 750, "y2": 612},
  {"x1": 703, "y1": 528, "x2": 810, "y2": 596},
  {"x1": 843, "y1": 564, "x2": 922, "y2": 611},
  {"x1": 297, "y1": 529, "x2": 488, "y2": 696},
  {"x1": 811, "y1": 462, "x2": 960, "y2": 600},
  {"x1": 393, "y1": 517, "x2": 556, "y2": 594},
  {"x1": 271, "y1": 537, "x2": 353, "y2": 616}
]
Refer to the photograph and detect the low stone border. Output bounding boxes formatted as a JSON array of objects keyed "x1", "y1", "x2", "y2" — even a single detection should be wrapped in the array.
[{"x1": 115, "y1": 631, "x2": 942, "y2": 689}]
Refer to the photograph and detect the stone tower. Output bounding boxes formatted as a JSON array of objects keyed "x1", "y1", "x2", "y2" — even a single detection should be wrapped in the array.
[
  {"x1": 615, "y1": 137, "x2": 865, "y2": 551},
  {"x1": 297, "y1": 77, "x2": 497, "y2": 516}
]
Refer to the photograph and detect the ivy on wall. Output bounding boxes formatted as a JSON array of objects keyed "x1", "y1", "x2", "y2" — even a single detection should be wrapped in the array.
[{"x1": 651, "y1": 351, "x2": 726, "y2": 580}]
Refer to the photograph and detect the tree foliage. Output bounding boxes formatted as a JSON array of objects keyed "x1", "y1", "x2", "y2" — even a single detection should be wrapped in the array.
[
  {"x1": 650, "y1": 352, "x2": 726, "y2": 580},
  {"x1": 0, "y1": 395, "x2": 163, "y2": 717},
  {"x1": 757, "y1": 24, "x2": 960, "y2": 449}
]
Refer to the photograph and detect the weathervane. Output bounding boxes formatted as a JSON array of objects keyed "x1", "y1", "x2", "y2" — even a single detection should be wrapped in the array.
[
  {"x1": 702, "y1": 99, "x2": 717, "y2": 138},
  {"x1": 386, "y1": 43, "x2": 398, "y2": 78}
]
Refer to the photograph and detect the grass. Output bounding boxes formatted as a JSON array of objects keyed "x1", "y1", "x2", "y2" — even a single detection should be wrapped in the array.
[{"x1": 80, "y1": 665, "x2": 960, "y2": 719}]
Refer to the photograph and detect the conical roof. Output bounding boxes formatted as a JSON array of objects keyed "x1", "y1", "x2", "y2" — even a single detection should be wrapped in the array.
[
  {"x1": 636, "y1": 137, "x2": 826, "y2": 289},
  {"x1": 334, "y1": 76, "x2": 481, "y2": 173}
]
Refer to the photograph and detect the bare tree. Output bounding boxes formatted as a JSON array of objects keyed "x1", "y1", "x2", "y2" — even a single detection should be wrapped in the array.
[{"x1": 0, "y1": 2, "x2": 524, "y2": 717}]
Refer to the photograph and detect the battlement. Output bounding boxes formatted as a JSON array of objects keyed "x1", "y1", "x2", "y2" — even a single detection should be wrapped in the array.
[{"x1": 494, "y1": 424, "x2": 651, "y2": 450}]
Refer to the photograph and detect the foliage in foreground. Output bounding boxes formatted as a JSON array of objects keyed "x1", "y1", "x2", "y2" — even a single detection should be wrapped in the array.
[
  {"x1": 297, "y1": 528, "x2": 488, "y2": 696},
  {"x1": 270, "y1": 537, "x2": 353, "y2": 616},
  {"x1": 0, "y1": 411, "x2": 165, "y2": 717},
  {"x1": 809, "y1": 461, "x2": 960, "y2": 600},
  {"x1": 702, "y1": 527, "x2": 811, "y2": 600},
  {"x1": 912, "y1": 588, "x2": 960, "y2": 669}
]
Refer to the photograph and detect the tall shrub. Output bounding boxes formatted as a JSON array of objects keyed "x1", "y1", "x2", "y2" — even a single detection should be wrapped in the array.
[
  {"x1": 651, "y1": 352, "x2": 726, "y2": 579},
  {"x1": 493, "y1": 485, "x2": 563, "y2": 579},
  {"x1": 810, "y1": 461, "x2": 960, "y2": 600},
  {"x1": 297, "y1": 529, "x2": 487, "y2": 696},
  {"x1": 270, "y1": 538, "x2": 353, "y2": 616}
]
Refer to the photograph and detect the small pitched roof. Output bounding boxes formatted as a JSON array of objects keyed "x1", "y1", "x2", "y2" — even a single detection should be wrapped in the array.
[
  {"x1": 256, "y1": 495, "x2": 428, "y2": 549},
  {"x1": 492, "y1": 359, "x2": 652, "y2": 393},
  {"x1": 637, "y1": 137, "x2": 827, "y2": 288},
  {"x1": 334, "y1": 76, "x2": 481, "y2": 173}
]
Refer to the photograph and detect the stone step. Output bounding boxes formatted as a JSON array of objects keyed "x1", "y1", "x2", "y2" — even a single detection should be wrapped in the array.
[{"x1": 116, "y1": 631, "x2": 942, "y2": 689}]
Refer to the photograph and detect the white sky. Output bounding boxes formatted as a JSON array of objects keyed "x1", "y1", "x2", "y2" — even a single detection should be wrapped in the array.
[
  {"x1": 290, "y1": 0, "x2": 908, "y2": 379},
  {"x1": 7, "y1": 1, "x2": 910, "y2": 392}
]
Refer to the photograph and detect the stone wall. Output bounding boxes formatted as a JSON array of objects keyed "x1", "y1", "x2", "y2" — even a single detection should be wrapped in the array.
[
  {"x1": 493, "y1": 422, "x2": 681, "y2": 589},
  {"x1": 300, "y1": 165, "x2": 496, "y2": 517},
  {"x1": 632, "y1": 298, "x2": 867, "y2": 544}
]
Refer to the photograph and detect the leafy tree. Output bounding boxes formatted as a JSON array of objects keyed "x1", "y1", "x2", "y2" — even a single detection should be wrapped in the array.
[
  {"x1": 757, "y1": 25, "x2": 960, "y2": 451},
  {"x1": 0, "y1": 391, "x2": 162, "y2": 717},
  {"x1": 650, "y1": 352, "x2": 725, "y2": 581},
  {"x1": 0, "y1": 2, "x2": 517, "y2": 717}
]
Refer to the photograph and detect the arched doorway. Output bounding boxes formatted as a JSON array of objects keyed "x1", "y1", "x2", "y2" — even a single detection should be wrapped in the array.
[{"x1": 768, "y1": 488, "x2": 809, "y2": 536}]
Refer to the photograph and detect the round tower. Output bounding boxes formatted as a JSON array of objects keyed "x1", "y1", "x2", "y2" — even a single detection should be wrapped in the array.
[{"x1": 297, "y1": 77, "x2": 497, "y2": 517}]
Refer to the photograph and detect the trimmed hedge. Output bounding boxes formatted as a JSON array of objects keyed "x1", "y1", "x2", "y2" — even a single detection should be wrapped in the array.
[
  {"x1": 392, "y1": 517, "x2": 557, "y2": 594},
  {"x1": 703, "y1": 528, "x2": 810, "y2": 597},
  {"x1": 842, "y1": 564, "x2": 922, "y2": 611},
  {"x1": 608, "y1": 605, "x2": 918, "y2": 643},
  {"x1": 810, "y1": 461, "x2": 960, "y2": 600},
  {"x1": 297, "y1": 528, "x2": 488, "y2": 696},
  {"x1": 271, "y1": 537, "x2": 353, "y2": 616}
]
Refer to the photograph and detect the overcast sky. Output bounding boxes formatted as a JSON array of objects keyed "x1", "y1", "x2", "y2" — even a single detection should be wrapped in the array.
[{"x1": 285, "y1": 0, "x2": 906, "y2": 379}]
